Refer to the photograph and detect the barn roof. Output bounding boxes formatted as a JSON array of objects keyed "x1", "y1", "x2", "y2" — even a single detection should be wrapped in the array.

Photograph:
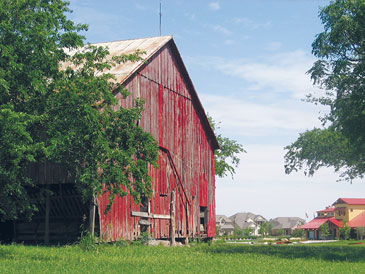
[{"x1": 92, "y1": 36, "x2": 219, "y2": 150}]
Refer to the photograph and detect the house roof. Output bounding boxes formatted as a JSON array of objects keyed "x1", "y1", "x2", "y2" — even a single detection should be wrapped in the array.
[
  {"x1": 317, "y1": 207, "x2": 335, "y2": 213},
  {"x1": 348, "y1": 212, "x2": 365, "y2": 228},
  {"x1": 220, "y1": 224, "x2": 235, "y2": 230},
  {"x1": 333, "y1": 198, "x2": 365, "y2": 205},
  {"x1": 271, "y1": 217, "x2": 305, "y2": 230},
  {"x1": 64, "y1": 36, "x2": 219, "y2": 150},
  {"x1": 300, "y1": 218, "x2": 327, "y2": 230},
  {"x1": 216, "y1": 215, "x2": 232, "y2": 224},
  {"x1": 300, "y1": 217, "x2": 343, "y2": 230},
  {"x1": 229, "y1": 212, "x2": 267, "y2": 229}
]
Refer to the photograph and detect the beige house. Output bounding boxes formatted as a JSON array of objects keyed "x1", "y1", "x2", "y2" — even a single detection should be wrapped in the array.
[
  {"x1": 271, "y1": 217, "x2": 305, "y2": 236},
  {"x1": 229, "y1": 212, "x2": 267, "y2": 236},
  {"x1": 216, "y1": 215, "x2": 234, "y2": 236}
]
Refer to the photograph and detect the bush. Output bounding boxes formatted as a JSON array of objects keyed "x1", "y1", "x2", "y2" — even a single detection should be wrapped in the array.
[{"x1": 79, "y1": 232, "x2": 98, "y2": 251}]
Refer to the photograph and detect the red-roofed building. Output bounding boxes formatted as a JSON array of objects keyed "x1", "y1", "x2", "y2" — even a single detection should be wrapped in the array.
[
  {"x1": 300, "y1": 198, "x2": 365, "y2": 240},
  {"x1": 300, "y1": 210, "x2": 343, "y2": 240}
]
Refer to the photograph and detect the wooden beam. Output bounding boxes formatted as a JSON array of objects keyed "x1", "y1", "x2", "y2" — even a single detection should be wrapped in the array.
[
  {"x1": 170, "y1": 190, "x2": 176, "y2": 246},
  {"x1": 131, "y1": 211, "x2": 170, "y2": 219},
  {"x1": 89, "y1": 195, "x2": 96, "y2": 235}
]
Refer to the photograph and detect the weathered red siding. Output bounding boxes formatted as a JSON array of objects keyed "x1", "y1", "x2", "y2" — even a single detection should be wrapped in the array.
[{"x1": 97, "y1": 41, "x2": 216, "y2": 241}]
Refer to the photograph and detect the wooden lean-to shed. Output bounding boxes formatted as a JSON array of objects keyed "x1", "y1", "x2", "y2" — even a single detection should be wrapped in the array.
[
  {"x1": 0, "y1": 36, "x2": 218, "y2": 244},
  {"x1": 95, "y1": 36, "x2": 219, "y2": 241}
]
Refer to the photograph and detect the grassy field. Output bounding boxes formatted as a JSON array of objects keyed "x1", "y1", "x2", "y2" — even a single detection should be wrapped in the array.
[{"x1": 1, "y1": 241, "x2": 365, "y2": 274}]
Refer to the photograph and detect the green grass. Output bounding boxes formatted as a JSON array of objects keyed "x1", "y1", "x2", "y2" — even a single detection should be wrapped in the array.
[{"x1": 1, "y1": 242, "x2": 365, "y2": 274}]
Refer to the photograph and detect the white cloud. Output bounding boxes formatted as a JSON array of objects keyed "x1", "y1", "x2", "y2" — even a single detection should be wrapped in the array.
[
  {"x1": 134, "y1": 2, "x2": 147, "y2": 10},
  {"x1": 200, "y1": 93, "x2": 323, "y2": 137},
  {"x1": 191, "y1": 50, "x2": 319, "y2": 99},
  {"x1": 209, "y1": 2, "x2": 220, "y2": 11},
  {"x1": 224, "y1": 39, "x2": 235, "y2": 45},
  {"x1": 265, "y1": 41, "x2": 282, "y2": 51},
  {"x1": 184, "y1": 12, "x2": 196, "y2": 20},
  {"x1": 211, "y1": 24, "x2": 232, "y2": 36},
  {"x1": 232, "y1": 17, "x2": 271, "y2": 30}
]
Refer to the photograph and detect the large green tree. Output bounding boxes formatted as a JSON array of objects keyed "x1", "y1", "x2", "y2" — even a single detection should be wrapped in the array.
[
  {"x1": 207, "y1": 115, "x2": 245, "y2": 178},
  {"x1": 0, "y1": 0, "x2": 158, "y2": 221},
  {"x1": 284, "y1": 0, "x2": 365, "y2": 181}
]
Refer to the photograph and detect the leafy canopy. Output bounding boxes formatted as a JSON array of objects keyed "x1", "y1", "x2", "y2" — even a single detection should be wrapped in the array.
[
  {"x1": 0, "y1": 0, "x2": 159, "y2": 221},
  {"x1": 207, "y1": 115, "x2": 245, "y2": 178},
  {"x1": 284, "y1": 0, "x2": 365, "y2": 181}
]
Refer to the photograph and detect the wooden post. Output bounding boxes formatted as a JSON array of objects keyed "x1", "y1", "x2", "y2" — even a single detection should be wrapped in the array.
[
  {"x1": 44, "y1": 188, "x2": 50, "y2": 245},
  {"x1": 170, "y1": 190, "x2": 176, "y2": 246},
  {"x1": 89, "y1": 195, "x2": 96, "y2": 236},
  {"x1": 185, "y1": 202, "x2": 189, "y2": 245}
]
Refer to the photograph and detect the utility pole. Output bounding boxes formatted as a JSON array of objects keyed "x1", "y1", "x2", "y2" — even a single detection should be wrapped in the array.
[{"x1": 159, "y1": 0, "x2": 162, "y2": 36}]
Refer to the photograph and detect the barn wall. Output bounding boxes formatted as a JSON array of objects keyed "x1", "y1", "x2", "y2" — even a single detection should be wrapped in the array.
[{"x1": 98, "y1": 43, "x2": 216, "y2": 240}]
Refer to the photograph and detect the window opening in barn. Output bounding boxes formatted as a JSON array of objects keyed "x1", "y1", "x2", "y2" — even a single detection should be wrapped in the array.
[{"x1": 200, "y1": 206, "x2": 207, "y2": 235}]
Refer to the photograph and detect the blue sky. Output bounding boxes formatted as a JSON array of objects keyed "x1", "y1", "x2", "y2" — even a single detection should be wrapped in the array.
[{"x1": 68, "y1": 0, "x2": 364, "y2": 220}]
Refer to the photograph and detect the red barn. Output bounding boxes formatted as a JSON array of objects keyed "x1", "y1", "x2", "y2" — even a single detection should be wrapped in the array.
[
  {"x1": 95, "y1": 36, "x2": 218, "y2": 241},
  {"x1": 1, "y1": 36, "x2": 218, "y2": 243}
]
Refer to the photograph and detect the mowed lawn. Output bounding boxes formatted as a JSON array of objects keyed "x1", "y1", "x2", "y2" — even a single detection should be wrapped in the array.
[{"x1": 1, "y1": 242, "x2": 365, "y2": 274}]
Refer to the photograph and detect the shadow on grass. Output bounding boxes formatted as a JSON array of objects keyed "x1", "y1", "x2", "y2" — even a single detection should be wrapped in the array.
[{"x1": 204, "y1": 244, "x2": 365, "y2": 262}]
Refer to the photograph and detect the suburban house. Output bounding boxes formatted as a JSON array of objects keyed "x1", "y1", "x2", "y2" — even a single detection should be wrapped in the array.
[
  {"x1": 271, "y1": 217, "x2": 305, "y2": 236},
  {"x1": 229, "y1": 212, "x2": 267, "y2": 236},
  {"x1": 0, "y1": 36, "x2": 219, "y2": 244},
  {"x1": 216, "y1": 215, "x2": 234, "y2": 236},
  {"x1": 301, "y1": 198, "x2": 365, "y2": 240}
]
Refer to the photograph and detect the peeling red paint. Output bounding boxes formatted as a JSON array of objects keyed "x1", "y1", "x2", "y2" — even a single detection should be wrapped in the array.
[{"x1": 97, "y1": 41, "x2": 217, "y2": 241}]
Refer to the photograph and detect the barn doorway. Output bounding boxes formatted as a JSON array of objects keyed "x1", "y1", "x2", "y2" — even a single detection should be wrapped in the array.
[{"x1": 2, "y1": 183, "x2": 93, "y2": 244}]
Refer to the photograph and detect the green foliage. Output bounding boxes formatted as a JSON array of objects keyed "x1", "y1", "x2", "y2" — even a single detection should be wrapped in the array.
[
  {"x1": 340, "y1": 222, "x2": 351, "y2": 240},
  {"x1": 284, "y1": 0, "x2": 365, "y2": 181},
  {"x1": 291, "y1": 229, "x2": 305, "y2": 238},
  {"x1": 138, "y1": 232, "x2": 152, "y2": 246},
  {"x1": 233, "y1": 227, "x2": 243, "y2": 238},
  {"x1": 207, "y1": 114, "x2": 245, "y2": 178},
  {"x1": 278, "y1": 229, "x2": 285, "y2": 237},
  {"x1": 244, "y1": 227, "x2": 253, "y2": 238},
  {"x1": 356, "y1": 227, "x2": 365, "y2": 240},
  {"x1": 320, "y1": 223, "x2": 331, "y2": 239},
  {"x1": 79, "y1": 232, "x2": 98, "y2": 252},
  {"x1": 0, "y1": 0, "x2": 159, "y2": 221},
  {"x1": 258, "y1": 225, "x2": 265, "y2": 236}
]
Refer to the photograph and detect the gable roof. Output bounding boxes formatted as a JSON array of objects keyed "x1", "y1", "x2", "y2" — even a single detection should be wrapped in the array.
[
  {"x1": 300, "y1": 217, "x2": 343, "y2": 230},
  {"x1": 317, "y1": 207, "x2": 335, "y2": 213},
  {"x1": 229, "y1": 212, "x2": 267, "y2": 229},
  {"x1": 271, "y1": 217, "x2": 305, "y2": 230},
  {"x1": 216, "y1": 215, "x2": 233, "y2": 223},
  {"x1": 65, "y1": 36, "x2": 219, "y2": 150},
  {"x1": 333, "y1": 198, "x2": 365, "y2": 205},
  {"x1": 92, "y1": 36, "x2": 172, "y2": 84},
  {"x1": 97, "y1": 36, "x2": 218, "y2": 150}
]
